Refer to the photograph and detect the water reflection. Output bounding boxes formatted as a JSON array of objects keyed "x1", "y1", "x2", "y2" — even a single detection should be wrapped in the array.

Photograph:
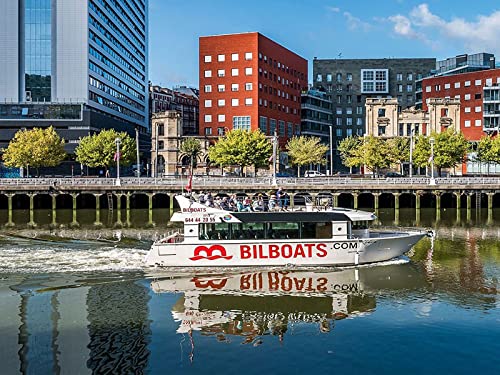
[{"x1": 151, "y1": 265, "x2": 427, "y2": 357}]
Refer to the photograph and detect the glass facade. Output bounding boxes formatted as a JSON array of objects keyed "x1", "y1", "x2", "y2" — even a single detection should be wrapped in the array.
[{"x1": 25, "y1": 0, "x2": 52, "y2": 102}]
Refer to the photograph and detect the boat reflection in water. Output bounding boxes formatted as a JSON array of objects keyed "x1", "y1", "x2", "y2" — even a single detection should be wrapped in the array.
[{"x1": 152, "y1": 263, "x2": 427, "y2": 349}]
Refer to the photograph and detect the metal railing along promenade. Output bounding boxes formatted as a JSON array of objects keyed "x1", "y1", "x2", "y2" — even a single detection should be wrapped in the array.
[{"x1": 0, "y1": 176, "x2": 500, "y2": 188}]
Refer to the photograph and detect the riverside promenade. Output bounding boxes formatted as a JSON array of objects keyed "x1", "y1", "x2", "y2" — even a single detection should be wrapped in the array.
[{"x1": 0, "y1": 176, "x2": 499, "y2": 227}]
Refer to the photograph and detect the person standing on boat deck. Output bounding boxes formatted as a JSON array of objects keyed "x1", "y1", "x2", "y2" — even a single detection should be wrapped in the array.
[
  {"x1": 198, "y1": 191, "x2": 206, "y2": 205},
  {"x1": 276, "y1": 187, "x2": 284, "y2": 209},
  {"x1": 268, "y1": 195, "x2": 277, "y2": 211},
  {"x1": 281, "y1": 191, "x2": 290, "y2": 210},
  {"x1": 243, "y1": 196, "x2": 253, "y2": 211}
]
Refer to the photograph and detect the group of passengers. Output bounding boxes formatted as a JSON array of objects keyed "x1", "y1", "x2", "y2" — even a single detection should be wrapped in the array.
[{"x1": 192, "y1": 188, "x2": 290, "y2": 212}]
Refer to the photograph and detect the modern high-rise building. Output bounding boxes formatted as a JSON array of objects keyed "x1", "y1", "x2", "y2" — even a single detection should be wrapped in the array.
[
  {"x1": 0, "y1": 0, "x2": 149, "y2": 154},
  {"x1": 313, "y1": 57, "x2": 436, "y2": 171},
  {"x1": 199, "y1": 32, "x2": 308, "y2": 145}
]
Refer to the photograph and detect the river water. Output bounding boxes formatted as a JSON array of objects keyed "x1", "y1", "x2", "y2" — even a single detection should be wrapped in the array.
[{"x1": 0, "y1": 209, "x2": 499, "y2": 374}]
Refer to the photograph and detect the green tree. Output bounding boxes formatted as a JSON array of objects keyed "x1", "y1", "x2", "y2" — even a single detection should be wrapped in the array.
[
  {"x1": 179, "y1": 137, "x2": 202, "y2": 175},
  {"x1": 286, "y1": 136, "x2": 329, "y2": 176},
  {"x1": 355, "y1": 136, "x2": 390, "y2": 176},
  {"x1": 387, "y1": 137, "x2": 410, "y2": 170},
  {"x1": 412, "y1": 129, "x2": 470, "y2": 176},
  {"x1": 337, "y1": 136, "x2": 362, "y2": 173},
  {"x1": 208, "y1": 129, "x2": 272, "y2": 176},
  {"x1": 75, "y1": 129, "x2": 136, "y2": 174},
  {"x1": 2, "y1": 126, "x2": 66, "y2": 176},
  {"x1": 476, "y1": 135, "x2": 495, "y2": 174}
]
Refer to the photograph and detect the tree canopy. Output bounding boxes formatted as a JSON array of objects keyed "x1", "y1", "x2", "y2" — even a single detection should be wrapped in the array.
[
  {"x1": 285, "y1": 136, "x2": 329, "y2": 175},
  {"x1": 355, "y1": 135, "x2": 391, "y2": 175},
  {"x1": 179, "y1": 137, "x2": 202, "y2": 174},
  {"x1": 75, "y1": 129, "x2": 136, "y2": 171},
  {"x1": 207, "y1": 129, "x2": 272, "y2": 175},
  {"x1": 2, "y1": 126, "x2": 66, "y2": 173},
  {"x1": 337, "y1": 136, "x2": 362, "y2": 171}
]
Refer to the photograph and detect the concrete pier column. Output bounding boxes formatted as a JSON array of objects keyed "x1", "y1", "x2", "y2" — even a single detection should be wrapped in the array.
[
  {"x1": 454, "y1": 192, "x2": 461, "y2": 210},
  {"x1": 147, "y1": 193, "x2": 155, "y2": 227},
  {"x1": 393, "y1": 193, "x2": 400, "y2": 224},
  {"x1": 288, "y1": 192, "x2": 295, "y2": 209},
  {"x1": 487, "y1": 192, "x2": 494, "y2": 224},
  {"x1": 115, "y1": 194, "x2": 123, "y2": 228},
  {"x1": 415, "y1": 191, "x2": 423, "y2": 225},
  {"x1": 466, "y1": 194, "x2": 472, "y2": 222},
  {"x1": 434, "y1": 191, "x2": 441, "y2": 222},
  {"x1": 51, "y1": 193, "x2": 57, "y2": 228},
  {"x1": 126, "y1": 193, "x2": 131, "y2": 227},
  {"x1": 70, "y1": 194, "x2": 79, "y2": 228},
  {"x1": 168, "y1": 193, "x2": 175, "y2": 216},
  {"x1": 28, "y1": 193, "x2": 36, "y2": 228},
  {"x1": 373, "y1": 193, "x2": 380, "y2": 212},
  {"x1": 353, "y1": 192, "x2": 358, "y2": 210},
  {"x1": 6, "y1": 193, "x2": 15, "y2": 228},
  {"x1": 94, "y1": 194, "x2": 102, "y2": 227},
  {"x1": 332, "y1": 193, "x2": 339, "y2": 207}
]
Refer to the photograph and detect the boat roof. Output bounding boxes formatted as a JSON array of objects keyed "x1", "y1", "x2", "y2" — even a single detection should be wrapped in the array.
[{"x1": 230, "y1": 211, "x2": 351, "y2": 223}]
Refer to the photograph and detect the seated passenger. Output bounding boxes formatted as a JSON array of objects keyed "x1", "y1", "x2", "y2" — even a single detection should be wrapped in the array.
[{"x1": 268, "y1": 195, "x2": 277, "y2": 211}]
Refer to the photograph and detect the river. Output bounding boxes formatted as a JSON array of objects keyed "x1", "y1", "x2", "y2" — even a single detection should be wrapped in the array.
[{"x1": 0, "y1": 208, "x2": 498, "y2": 374}]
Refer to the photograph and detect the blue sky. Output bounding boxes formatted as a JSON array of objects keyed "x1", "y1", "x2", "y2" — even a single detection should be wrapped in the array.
[{"x1": 149, "y1": 0, "x2": 500, "y2": 88}]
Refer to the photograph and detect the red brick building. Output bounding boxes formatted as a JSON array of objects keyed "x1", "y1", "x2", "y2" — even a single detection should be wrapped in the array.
[
  {"x1": 199, "y1": 32, "x2": 308, "y2": 144},
  {"x1": 422, "y1": 68, "x2": 500, "y2": 141}
]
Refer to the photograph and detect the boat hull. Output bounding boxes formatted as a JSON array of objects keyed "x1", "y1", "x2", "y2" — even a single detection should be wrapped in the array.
[{"x1": 145, "y1": 232, "x2": 426, "y2": 267}]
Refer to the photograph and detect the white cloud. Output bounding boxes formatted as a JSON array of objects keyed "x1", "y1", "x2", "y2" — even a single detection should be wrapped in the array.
[
  {"x1": 326, "y1": 6, "x2": 340, "y2": 13},
  {"x1": 343, "y1": 11, "x2": 371, "y2": 31},
  {"x1": 388, "y1": 3, "x2": 500, "y2": 56}
]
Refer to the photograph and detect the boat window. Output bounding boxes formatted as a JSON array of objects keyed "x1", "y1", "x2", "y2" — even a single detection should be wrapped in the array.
[
  {"x1": 352, "y1": 221, "x2": 368, "y2": 230},
  {"x1": 198, "y1": 222, "x2": 333, "y2": 240}
]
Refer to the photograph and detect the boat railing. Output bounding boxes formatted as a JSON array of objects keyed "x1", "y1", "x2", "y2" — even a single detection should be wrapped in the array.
[{"x1": 157, "y1": 230, "x2": 184, "y2": 244}]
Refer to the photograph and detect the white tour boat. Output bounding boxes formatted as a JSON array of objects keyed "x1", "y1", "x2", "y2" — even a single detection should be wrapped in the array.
[{"x1": 145, "y1": 195, "x2": 428, "y2": 267}]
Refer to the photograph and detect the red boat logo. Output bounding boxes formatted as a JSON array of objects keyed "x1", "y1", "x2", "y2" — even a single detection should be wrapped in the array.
[
  {"x1": 191, "y1": 277, "x2": 228, "y2": 289},
  {"x1": 189, "y1": 244, "x2": 233, "y2": 261}
]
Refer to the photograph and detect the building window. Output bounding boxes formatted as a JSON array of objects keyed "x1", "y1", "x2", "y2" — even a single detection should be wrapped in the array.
[
  {"x1": 406, "y1": 84, "x2": 413, "y2": 92},
  {"x1": 279, "y1": 120, "x2": 285, "y2": 136},
  {"x1": 378, "y1": 108, "x2": 386, "y2": 117},
  {"x1": 336, "y1": 108, "x2": 342, "y2": 115},
  {"x1": 475, "y1": 79, "x2": 482, "y2": 86},
  {"x1": 326, "y1": 74, "x2": 332, "y2": 82},
  {"x1": 398, "y1": 84, "x2": 403, "y2": 93},
  {"x1": 425, "y1": 86, "x2": 431, "y2": 93},
  {"x1": 259, "y1": 116, "x2": 268, "y2": 133},
  {"x1": 218, "y1": 54, "x2": 225, "y2": 62},
  {"x1": 218, "y1": 114, "x2": 225, "y2": 122},
  {"x1": 464, "y1": 120, "x2": 471, "y2": 127},
  {"x1": 336, "y1": 118, "x2": 342, "y2": 126},
  {"x1": 336, "y1": 73, "x2": 342, "y2": 82},
  {"x1": 346, "y1": 95, "x2": 352, "y2": 103},
  {"x1": 217, "y1": 127, "x2": 225, "y2": 136},
  {"x1": 232, "y1": 98, "x2": 239, "y2": 106},
  {"x1": 157, "y1": 123, "x2": 164, "y2": 136},
  {"x1": 435, "y1": 85, "x2": 440, "y2": 91},
  {"x1": 465, "y1": 94, "x2": 471, "y2": 100},
  {"x1": 316, "y1": 74, "x2": 322, "y2": 82},
  {"x1": 158, "y1": 140, "x2": 164, "y2": 150},
  {"x1": 218, "y1": 99, "x2": 225, "y2": 107},
  {"x1": 444, "y1": 83, "x2": 451, "y2": 89},
  {"x1": 204, "y1": 70, "x2": 212, "y2": 78},
  {"x1": 245, "y1": 98, "x2": 253, "y2": 106},
  {"x1": 204, "y1": 114, "x2": 212, "y2": 123},
  {"x1": 346, "y1": 118, "x2": 353, "y2": 126},
  {"x1": 454, "y1": 82, "x2": 461, "y2": 89},
  {"x1": 475, "y1": 119, "x2": 482, "y2": 127},
  {"x1": 465, "y1": 107, "x2": 471, "y2": 113},
  {"x1": 218, "y1": 84, "x2": 225, "y2": 92},
  {"x1": 475, "y1": 106, "x2": 482, "y2": 112},
  {"x1": 245, "y1": 83, "x2": 253, "y2": 91},
  {"x1": 407, "y1": 95, "x2": 413, "y2": 102},
  {"x1": 245, "y1": 67, "x2": 253, "y2": 75},
  {"x1": 204, "y1": 127, "x2": 212, "y2": 135},
  {"x1": 346, "y1": 129, "x2": 353, "y2": 136},
  {"x1": 218, "y1": 69, "x2": 225, "y2": 77},
  {"x1": 378, "y1": 126, "x2": 386, "y2": 136},
  {"x1": 347, "y1": 73, "x2": 352, "y2": 81},
  {"x1": 204, "y1": 85, "x2": 212, "y2": 93},
  {"x1": 287, "y1": 122, "x2": 293, "y2": 137},
  {"x1": 407, "y1": 73, "x2": 413, "y2": 81},
  {"x1": 475, "y1": 93, "x2": 482, "y2": 100},
  {"x1": 356, "y1": 106, "x2": 363, "y2": 115},
  {"x1": 204, "y1": 55, "x2": 212, "y2": 63},
  {"x1": 231, "y1": 68, "x2": 239, "y2": 76},
  {"x1": 336, "y1": 95, "x2": 342, "y2": 104},
  {"x1": 233, "y1": 116, "x2": 251, "y2": 130},
  {"x1": 231, "y1": 83, "x2": 239, "y2": 91},
  {"x1": 465, "y1": 81, "x2": 471, "y2": 87},
  {"x1": 346, "y1": 107, "x2": 353, "y2": 114},
  {"x1": 204, "y1": 99, "x2": 212, "y2": 107},
  {"x1": 232, "y1": 53, "x2": 239, "y2": 61},
  {"x1": 336, "y1": 129, "x2": 342, "y2": 137},
  {"x1": 396, "y1": 73, "x2": 403, "y2": 81},
  {"x1": 356, "y1": 118, "x2": 363, "y2": 126},
  {"x1": 363, "y1": 82, "x2": 374, "y2": 92},
  {"x1": 245, "y1": 52, "x2": 252, "y2": 60}
]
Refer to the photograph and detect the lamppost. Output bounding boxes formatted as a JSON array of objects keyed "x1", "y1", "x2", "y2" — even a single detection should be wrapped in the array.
[
  {"x1": 135, "y1": 127, "x2": 140, "y2": 178},
  {"x1": 429, "y1": 137, "x2": 435, "y2": 185},
  {"x1": 115, "y1": 137, "x2": 121, "y2": 186},
  {"x1": 409, "y1": 127, "x2": 414, "y2": 178},
  {"x1": 329, "y1": 125, "x2": 333, "y2": 176},
  {"x1": 272, "y1": 130, "x2": 278, "y2": 186}
]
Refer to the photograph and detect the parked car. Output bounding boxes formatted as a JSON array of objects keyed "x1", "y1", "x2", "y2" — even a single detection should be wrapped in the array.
[
  {"x1": 304, "y1": 170, "x2": 326, "y2": 177},
  {"x1": 385, "y1": 172, "x2": 403, "y2": 178},
  {"x1": 276, "y1": 172, "x2": 294, "y2": 177}
]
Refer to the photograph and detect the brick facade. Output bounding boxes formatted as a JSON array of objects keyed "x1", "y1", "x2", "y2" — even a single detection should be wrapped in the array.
[{"x1": 199, "y1": 32, "x2": 307, "y2": 145}]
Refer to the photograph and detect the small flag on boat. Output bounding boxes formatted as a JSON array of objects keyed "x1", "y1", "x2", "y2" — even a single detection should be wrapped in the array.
[{"x1": 185, "y1": 174, "x2": 193, "y2": 192}]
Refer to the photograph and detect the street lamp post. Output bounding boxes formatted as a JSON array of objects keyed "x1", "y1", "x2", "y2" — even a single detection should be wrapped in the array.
[
  {"x1": 409, "y1": 128, "x2": 414, "y2": 178},
  {"x1": 272, "y1": 130, "x2": 278, "y2": 186},
  {"x1": 135, "y1": 127, "x2": 140, "y2": 178},
  {"x1": 115, "y1": 137, "x2": 121, "y2": 186},
  {"x1": 429, "y1": 137, "x2": 435, "y2": 185},
  {"x1": 329, "y1": 125, "x2": 333, "y2": 176}
]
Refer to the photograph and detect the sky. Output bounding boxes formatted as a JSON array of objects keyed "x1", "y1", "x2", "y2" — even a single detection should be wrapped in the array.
[{"x1": 149, "y1": 0, "x2": 500, "y2": 88}]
